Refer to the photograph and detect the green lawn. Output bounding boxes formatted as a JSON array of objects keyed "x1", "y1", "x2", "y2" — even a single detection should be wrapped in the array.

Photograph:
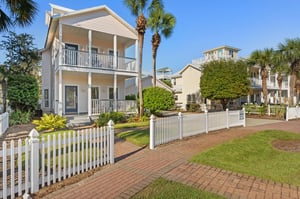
[
  {"x1": 132, "y1": 177, "x2": 225, "y2": 199},
  {"x1": 115, "y1": 121, "x2": 149, "y2": 129},
  {"x1": 116, "y1": 128, "x2": 149, "y2": 146},
  {"x1": 190, "y1": 130, "x2": 300, "y2": 186}
]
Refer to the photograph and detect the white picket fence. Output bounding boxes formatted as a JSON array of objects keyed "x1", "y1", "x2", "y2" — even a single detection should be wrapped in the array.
[
  {"x1": 0, "y1": 112, "x2": 9, "y2": 136},
  {"x1": 286, "y1": 106, "x2": 300, "y2": 121},
  {"x1": 0, "y1": 121, "x2": 115, "y2": 199},
  {"x1": 150, "y1": 109, "x2": 246, "y2": 149}
]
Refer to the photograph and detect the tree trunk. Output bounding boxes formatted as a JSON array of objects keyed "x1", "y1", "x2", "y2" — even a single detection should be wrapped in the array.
[
  {"x1": 289, "y1": 69, "x2": 297, "y2": 105},
  {"x1": 277, "y1": 72, "x2": 283, "y2": 104},
  {"x1": 261, "y1": 68, "x2": 268, "y2": 105},
  {"x1": 296, "y1": 78, "x2": 300, "y2": 104},
  {"x1": 221, "y1": 99, "x2": 229, "y2": 111},
  {"x1": 136, "y1": 14, "x2": 147, "y2": 118},
  {"x1": 152, "y1": 33, "x2": 161, "y2": 87},
  {"x1": 2, "y1": 78, "x2": 6, "y2": 112}
]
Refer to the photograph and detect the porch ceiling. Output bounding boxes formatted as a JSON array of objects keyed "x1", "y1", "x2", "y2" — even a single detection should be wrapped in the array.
[
  {"x1": 61, "y1": 70, "x2": 137, "y2": 80},
  {"x1": 59, "y1": 24, "x2": 136, "y2": 48}
]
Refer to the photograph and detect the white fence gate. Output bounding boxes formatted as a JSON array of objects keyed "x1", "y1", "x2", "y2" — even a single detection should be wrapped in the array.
[
  {"x1": 286, "y1": 106, "x2": 300, "y2": 121},
  {"x1": 150, "y1": 109, "x2": 245, "y2": 149},
  {"x1": 0, "y1": 120, "x2": 115, "y2": 199}
]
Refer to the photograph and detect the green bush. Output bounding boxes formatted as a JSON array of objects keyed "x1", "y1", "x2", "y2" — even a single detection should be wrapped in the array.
[
  {"x1": 9, "y1": 110, "x2": 32, "y2": 126},
  {"x1": 95, "y1": 112, "x2": 126, "y2": 127},
  {"x1": 7, "y1": 74, "x2": 39, "y2": 112},
  {"x1": 125, "y1": 94, "x2": 136, "y2": 100},
  {"x1": 143, "y1": 87, "x2": 175, "y2": 114},
  {"x1": 186, "y1": 103, "x2": 200, "y2": 112},
  {"x1": 32, "y1": 113, "x2": 67, "y2": 132}
]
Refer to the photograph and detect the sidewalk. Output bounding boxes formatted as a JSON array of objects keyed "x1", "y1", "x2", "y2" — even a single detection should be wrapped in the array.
[{"x1": 42, "y1": 119, "x2": 300, "y2": 199}]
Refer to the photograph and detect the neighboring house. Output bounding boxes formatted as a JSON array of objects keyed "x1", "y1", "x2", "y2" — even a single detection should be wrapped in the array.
[
  {"x1": 125, "y1": 75, "x2": 173, "y2": 96},
  {"x1": 41, "y1": 4, "x2": 138, "y2": 116},
  {"x1": 172, "y1": 45, "x2": 290, "y2": 111},
  {"x1": 172, "y1": 64, "x2": 202, "y2": 110}
]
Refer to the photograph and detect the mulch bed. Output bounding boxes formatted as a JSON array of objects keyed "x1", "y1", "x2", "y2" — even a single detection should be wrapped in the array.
[{"x1": 272, "y1": 140, "x2": 300, "y2": 152}]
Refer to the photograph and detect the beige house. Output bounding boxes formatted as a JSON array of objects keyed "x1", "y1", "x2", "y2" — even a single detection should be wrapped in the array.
[
  {"x1": 172, "y1": 45, "x2": 291, "y2": 110},
  {"x1": 41, "y1": 4, "x2": 138, "y2": 116}
]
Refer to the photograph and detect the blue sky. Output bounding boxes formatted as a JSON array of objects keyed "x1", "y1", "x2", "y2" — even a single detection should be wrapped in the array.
[{"x1": 1, "y1": 0, "x2": 300, "y2": 74}]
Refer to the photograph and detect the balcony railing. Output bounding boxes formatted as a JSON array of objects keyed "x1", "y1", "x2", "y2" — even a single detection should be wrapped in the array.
[
  {"x1": 58, "y1": 49, "x2": 136, "y2": 72},
  {"x1": 250, "y1": 77, "x2": 289, "y2": 89},
  {"x1": 91, "y1": 99, "x2": 137, "y2": 115}
]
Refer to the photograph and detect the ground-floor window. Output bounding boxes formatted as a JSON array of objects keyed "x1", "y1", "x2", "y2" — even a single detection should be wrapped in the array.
[
  {"x1": 92, "y1": 87, "x2": 100, "y2": 99},
  {"x1": 44, "y1": 89, "x2": 49, "y2": 107},
  {"x1": 109, "y1": 87, "x2": 118, "y2": 100}
]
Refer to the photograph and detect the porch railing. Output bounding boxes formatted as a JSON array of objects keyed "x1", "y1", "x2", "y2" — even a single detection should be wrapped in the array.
[
  {"x1": 91, "y1": 99, "x2": 137, "y2": 115},
  {"x1": 60, "y1": 49, "x2": 136, "y2": 72}
]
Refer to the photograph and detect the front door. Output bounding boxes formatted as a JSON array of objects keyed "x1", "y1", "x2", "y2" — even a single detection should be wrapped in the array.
[{"x1": 65, "y1": 86, "x2": 78, "y2": 114}]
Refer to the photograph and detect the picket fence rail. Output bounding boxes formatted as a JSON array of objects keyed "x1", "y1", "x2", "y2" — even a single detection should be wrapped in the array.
[
  {"x1": 150, "y1": 109, "x2": 245, "y2": 149},
  {"x1": 0, "y1": 120, "x2": 115, "y2": 199}
]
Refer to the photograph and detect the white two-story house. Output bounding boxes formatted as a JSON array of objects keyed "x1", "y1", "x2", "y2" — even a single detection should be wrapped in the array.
[{"x1": 41, "y1": 4, "x2": 138, "y2": 116}]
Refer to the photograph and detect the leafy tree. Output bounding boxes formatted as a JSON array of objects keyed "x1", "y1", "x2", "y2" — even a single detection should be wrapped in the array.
[
  {"x1": 0, "y1": 0, "x2": 37, "y2": 32},
  {"x1": 0, "y1": 31, "x2": 40, "y2": 112},
  {"x1": 7, "y1": 74, "x2": 39, "y2": 112},
  {"x1": 148, "y1": 0, "x2": 176, "y2": 86},
  {"x1": 124, "y1": 0, "x2": 148, "y2": 117},
  {"x1": 278, "y1": 38, "x2": 300, "y2": 105},
  {"x1": 200, "y1": 60, "x2": 250, "y2": 110},
  {"x1": 143, "y1": 86, "x2": 174, "y2": 113},
  {"x1": 248, "y1": 48, "x2": 274, "y2": 105}
]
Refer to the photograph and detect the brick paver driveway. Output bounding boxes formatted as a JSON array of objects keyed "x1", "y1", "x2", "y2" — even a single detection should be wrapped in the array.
[{"x1": 42, "y1": 119, "x2": 300, "y2": 199}]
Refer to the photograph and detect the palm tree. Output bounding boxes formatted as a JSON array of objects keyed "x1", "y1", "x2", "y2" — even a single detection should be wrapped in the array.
[
  {"x1": 124, "y1": 0, "x2": 148, "y2": 117},
  {"x1": 249, "y1": 48, "x2": 274, "y2": 105},
  {"x1": 278, "y1": 38, "x2": 300, "y2": 105},
  {"x1": 147, "y1": 0, "x2": 176, "y2": 86},
  {"x1": 272, "y1": 51, "x2": 288, "y2": 104},
  {"x1": 0, "y1": 0, "x2": 38, "y2": 32}
]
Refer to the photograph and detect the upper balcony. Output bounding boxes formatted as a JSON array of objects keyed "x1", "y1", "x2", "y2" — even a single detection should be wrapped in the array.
[
  {"x1": 250, "y1": 75, "x2": 289, "y2": 90},
  {"x1": 55, "y1": 49, "x2": 137, "y2": 73}
]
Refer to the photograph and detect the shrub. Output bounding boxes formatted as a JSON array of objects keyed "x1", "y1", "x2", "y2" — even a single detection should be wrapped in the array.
[
  {"x1": 143, "y1": 87, "x2": 175, "y2": 114},
  {"x1": 95, "y1": 112, "x2": 126, "y2": 127},
  {"x1": 125, "y1": 94, "x2": 136, "y2": 100},
  {"x1": 186, "y1": 103, "x2": 200, "y2": 112},
  {"x1": 9, "y1": 110, "x2": 32, "y2": 126},
  {"x1": 32, "y1": 113, "x2": 67, "y2": 132},
  {"x1": 7, "y1": 74, "x2": 39, "y2": 112}
]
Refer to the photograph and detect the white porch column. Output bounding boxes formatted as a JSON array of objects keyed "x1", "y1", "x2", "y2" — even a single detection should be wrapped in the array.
[
  {"x1": 54, "y1": 72, "x2": 57, "y2": 114},
  {"x1": 88, "y1": 30, "x2": 92, "y2": 116},
  {"x1": 88, "y1": 30, "x2": 92, "y2": 67},
  {"x1": 59, "y1": 23, "x2": 63, "y2": 65},
  {"x1": 114, "y1": 73, "x2": 117, "y2": 112},
  {"x1": 113, "y1": 35, "x2": 117, "y2": 69},
  {"x1": 57, "y1": 23, "x2": 63, "y2": 115},
  {"x1": 58, "y1": 69, "x2": 63, "y2": 115},
  {"x1": 88, "y1": 72, "x2": 92, "y2": 116}
]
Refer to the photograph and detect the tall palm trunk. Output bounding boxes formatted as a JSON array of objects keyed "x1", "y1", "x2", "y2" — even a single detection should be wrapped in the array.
[
  {"x1": 1, "y1": 78, "x2": 6, "y2": 112},
  {"x1": 296, "y1": 78, "x2": 300, "y2": 104},
  {"x1": 261, "y1": 68, "x2": 268, "y2": 105},
  {"x1": 151, "y1": 32, "x2": 161, "y2": 87},
  {"x1": 277, "y1": 72, "x2": 283, "y2": 104},
  {"x1": 289, "y1": 67, "x2": 297, "y2": 105},
  {"x1": 136, "y1": 14, "x2": 147, "y2": 117}
]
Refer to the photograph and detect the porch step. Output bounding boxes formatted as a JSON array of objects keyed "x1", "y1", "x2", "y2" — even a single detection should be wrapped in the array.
[{"x1": 66, "y1": 115, "x2": 93, "y2": 128}]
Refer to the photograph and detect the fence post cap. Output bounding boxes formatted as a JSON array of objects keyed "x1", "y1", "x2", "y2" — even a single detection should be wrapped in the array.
[
  {"x1": 150, "y1": 114, "x2": 155, "y2": 120},
  {"x1": 178, "y1": 112, "x2": 182, "y2": 116},
  {"x1": 29, "y1": 128, "x2": 39, "y2": 138},
  {"x1": 107, "y1": 120, "x2": 114, "y2": 126}
]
